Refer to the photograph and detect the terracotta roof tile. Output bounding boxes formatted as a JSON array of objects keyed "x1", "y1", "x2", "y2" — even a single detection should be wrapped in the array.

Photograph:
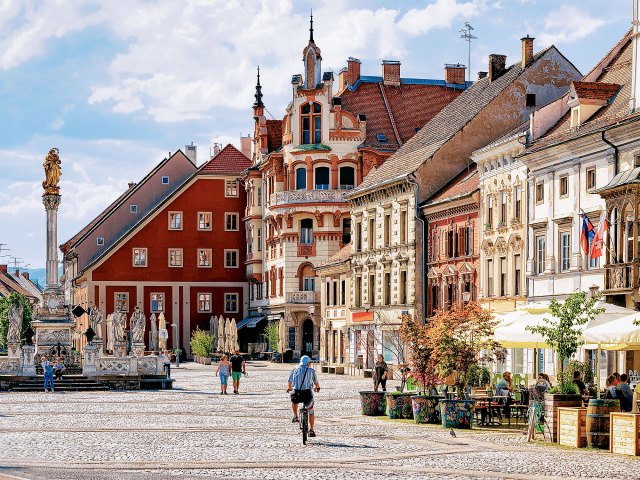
[
  {"x1": 424, "y1": 164, "x2": 478, "y2": 205},
  {"x1": 198, "y1": 144, "x2": 252, "y2": 175},
  {"x1": 573, "y1": 81, "x2": 621, "y2": 101},
  {"x1": 266, "y1": 120, "x2": 282, "y2": 153},
  {"x1": 353, "y1": 48, "x2": 556, "y2": 194},
  {"x1": 317, "y1": 245, "x2": 351, "y2": 269}
]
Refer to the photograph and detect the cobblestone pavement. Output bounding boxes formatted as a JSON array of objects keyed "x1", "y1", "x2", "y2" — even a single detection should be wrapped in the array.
[{"x1": 0, "y1": 362, "x2": 639, "y2": 480}]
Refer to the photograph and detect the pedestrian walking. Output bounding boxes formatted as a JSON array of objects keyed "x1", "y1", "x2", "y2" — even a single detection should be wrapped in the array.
[
  {"x1": 162, "y1": 350, "x2": 171, "y2": 377},
  {"x1": 215, "y1": 354, "x2": 230, "y2": 395},
  {"x1": 229, "y1": 349, "x2": 246, "y2": 394},
  {"x1": 373, "y1": 354, "x2": 389, "y2": 392},
  {"x1": 54, "y1": 357, "x2": 65, "y2": 381},
  {"x1": 41, "y1": 355, "x2": 54, "y2": 393}
]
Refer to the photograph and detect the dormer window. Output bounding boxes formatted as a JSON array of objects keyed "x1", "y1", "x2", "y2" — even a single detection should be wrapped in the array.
[
  {"x1": 301, "y1": 102, "x2": 321, "y2": 144},
  {"x1": 568, "y1": 81, "x2": 620, "y2": 129},
  {"x1": 376, "y1": 133, "x2": 387, "y2": 143}
]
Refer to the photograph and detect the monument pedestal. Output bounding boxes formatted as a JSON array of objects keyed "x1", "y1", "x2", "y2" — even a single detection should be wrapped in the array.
[
  {"x1": 82, "y1": 345, "x2": 98, "y2": 377},
  {"x1": 132, "y1": 343, "x2": 145, "y2": 357},
  {"x1": 93, "y1": 339, "x2": 104, "y2": 357},
  {"x1": 114, "y1": 341, "x2": 127, "y2": 358},
  {"x1": 20, "y1": 345, "x2": 36, "y2": 377},
  {"x1": 7, "y1": 341, "x2": 20, "y2": 358}
]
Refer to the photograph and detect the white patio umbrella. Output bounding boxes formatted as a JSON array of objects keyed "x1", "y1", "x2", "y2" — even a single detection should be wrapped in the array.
[
  {"x1": 217, "y1": 315, "x2": 225, "y2": 353},
  {"x1": 278, "y1": 317, "x2": 286, "y2": 355},
  {"x1": 230, "y1": 318, "x2": 239, "y2": 352},
  {"x1": 225, "y1": 317, "x2": 233, "y2": 353}
]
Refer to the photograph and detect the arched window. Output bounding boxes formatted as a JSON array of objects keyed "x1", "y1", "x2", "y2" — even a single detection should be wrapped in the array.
[
  {"x1": 301, "y1": 264, "x2": 315, "y2": 291},
  {"x1": 301, "y1": 102, "x2": 321, "y2": 144},
  {"x1": 295, "y1": 167, "x2": 306, "y2": 190},
  {"x1": 315, "y1": 166, "x2": 330, "y2": 190},
  {"x1": 339, "y1": 166, "x2": 355, "y2": 190},
  {"x1": 342, "y1": 218, "x2": 351, "y2": 244},
  {"x1": 300, "y1": 218, "x2": 313, "y2": 244}
]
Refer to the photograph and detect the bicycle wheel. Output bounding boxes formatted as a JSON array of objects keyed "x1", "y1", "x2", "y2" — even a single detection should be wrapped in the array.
[{"x1": 301, "y1": 408, "x2": 308, "y2": 445}]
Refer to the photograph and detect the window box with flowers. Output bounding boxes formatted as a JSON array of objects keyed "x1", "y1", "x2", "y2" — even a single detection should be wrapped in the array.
[{"x1": 484, "y1": 223, "x2": 492, "y2": 231}]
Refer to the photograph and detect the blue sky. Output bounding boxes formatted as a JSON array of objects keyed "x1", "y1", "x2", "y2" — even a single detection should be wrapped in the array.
[{"x1": 0, "y1": 0, "x2": 631, "y2": 267}]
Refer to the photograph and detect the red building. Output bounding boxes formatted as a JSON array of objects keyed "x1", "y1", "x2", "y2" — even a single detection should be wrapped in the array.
[
  {"x1": 421, "y1": 165, "x2": 480, "y2": 317},
  {"x1": 62, "y1": 145, "x2": 250, "y2": 355}
]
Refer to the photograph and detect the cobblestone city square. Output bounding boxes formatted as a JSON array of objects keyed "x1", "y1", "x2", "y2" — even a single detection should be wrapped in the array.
[{"x1": 0, "y1": 363, "x2": 637, "y2": 480}]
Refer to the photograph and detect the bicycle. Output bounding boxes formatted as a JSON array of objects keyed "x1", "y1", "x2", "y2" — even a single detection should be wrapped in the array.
[
  {"x1": 526, "y1": 400, "x2": 551, "y2": 442},
  {"x1": 298, "y1": 402, "x2": 309, "y2": 445}
]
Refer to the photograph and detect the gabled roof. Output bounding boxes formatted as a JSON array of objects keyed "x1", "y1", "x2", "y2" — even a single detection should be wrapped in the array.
[
  {"x1": 317, "y1": 245, "x2": 351, "y2": 269},
  {"x1": 572, "y1": 81, "x2": 621, "y2": 102},
  {"x1": 0, "y1": 269, "x2": 37, "y2": 300},
  {"x1": 523, "y1": 29, "x2": 635, "y2": 156},
  {"x1": 422, "y1": 164, "x2": 479, "y2": 207},
  {"x1": 198, "y1": 144, "x2": 251, "y2": 176},
  {"x1": 354, "y1": 47, "x2": 557, "y2": 194},
  {"x1": 340, "y1": 78, "x2": 467, "y2": 152},
  {"x1": 61, "y1": 150, "x2": 196, "y2": 253}
]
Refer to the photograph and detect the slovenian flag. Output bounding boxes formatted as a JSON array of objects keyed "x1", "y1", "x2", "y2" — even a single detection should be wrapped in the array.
[
  {"x1": 580, "y1": 213, "x2": 595, "y2": 254},
  {"x1": 590, "y1": 211, "x2": 609, "y2": 259}
]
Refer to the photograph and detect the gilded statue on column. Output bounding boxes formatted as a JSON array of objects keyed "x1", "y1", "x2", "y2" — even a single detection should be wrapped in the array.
[{"x1": 42, "y1": 148, "x2": 61, "y2": 195}]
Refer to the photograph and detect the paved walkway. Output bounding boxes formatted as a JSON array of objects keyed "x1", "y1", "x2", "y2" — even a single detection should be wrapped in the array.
[{"x1": 0, "y1": 362, "x2": 638, "y2": 480}]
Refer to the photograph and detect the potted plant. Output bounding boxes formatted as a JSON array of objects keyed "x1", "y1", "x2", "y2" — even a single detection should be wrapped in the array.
[
  {"x1": 430, "y1": 302, "x2": 505, "y2": 429},
  {"x1": 189, "y1": 328, "x2": 213, "y2": 365},
  {"x1": 400, "y1": 315, "x2": 441, "y2": 423},
  {"x1": 526, "y1": 291, "x2": 604, "y2": 442}
]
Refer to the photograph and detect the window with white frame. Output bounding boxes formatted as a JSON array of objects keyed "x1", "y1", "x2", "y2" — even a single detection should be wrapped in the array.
[
  {"x1": 303, "y1": 277, "x2": 315, "y2": 291},
  {"x1": 197, "y1": 293, "x2": 211, "y2": 312},
  {"x1": 536, "y1": 235, "x2": 546, "y2": 274},
  {"x1": 97, "y1": 237, "x2": 105, "y2": 246},
  {"x1": 257, "y1": 228, "x2": 262, "y2": 252},
  {"x1": 198, "y1": 212, "x2": 212, "y2": 230},
  {"x1": 168, "y1": 211, "x2": 182, "y2": 230},
  {"x1": 500, "y1": 257, "x2": 507, "y2": 296},
  {"x1": 115, "y1": 292, "x2": 129, "y2": 313},
  {"x1": 587, "y1": 168, "x2": 596, "y2": 191},
  {"x1": 224, "y1": 293, "x2": 239, "y2": 313},
  {"x1": 225, "y1": 213, "x2": 239, "y2": 231},
  {"x1": 486, "y1": 259, "x2": 494, "y2": 297},
  {"x1": 295, "y1": 167, "x2": 307, "y2": 190},
  {"x1": 150, "y1": 293, "x2": 164, "y2": 313},
  {"x1": 168, "y1": 248, "x2": 183, "y2": 267},
  {"x1": 514, "y1": 186, "x2": 522, "y2": 221},
  {"x1": 514, "y1": 254, "x2": 521, "y2": 296},
  {"x1": 225, "y1": 179, "x2": 238, "y2": 197},
  {"x1": 560, "y1": 231, "x2": 571, "y2": 272},
  {"x1": 130, "y1": 204, "x2": 138, "y2": 213},
  {"x1": 133, "y1": 248, "x2": 147, "y2": 267},
  {"x1": 162, "y1": 176, "x2": 169, "y2": 184},
  {"x1": 300, "y1": 218, "x2": 313, "y2": 244},
  {"x1": 225, "y1": 249, "x2": 239, "y2": 268},
  {"x1": 536, "y1": 182, "x2": 544, "y2": 204},
  {"x1": 198, "y1": 249, "x2": 212, "y2": 267},
  {"x1": 500, "y1": 192, "x2": 507, "y2": 224}
]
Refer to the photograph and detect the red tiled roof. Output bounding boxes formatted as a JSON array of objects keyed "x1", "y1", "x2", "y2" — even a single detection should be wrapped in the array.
[
  {"x1": 340, "y1": 81, "x2": 463, "y2": 151},
  {"x1": 317, "y1": 245, "x2": 351, "y2": 269},
  {"x1": 266, "y1": 120, "x2": 282, "y2": 153},
  {"x1": 425, "y1": 164, "x2": 478, "y2": 205},
  {"x1": 198, "y1": 144, "x2": 252, "y2": 175},
  {"x1": 573, "y1": 81, "x2": 621, "y2": 101}
]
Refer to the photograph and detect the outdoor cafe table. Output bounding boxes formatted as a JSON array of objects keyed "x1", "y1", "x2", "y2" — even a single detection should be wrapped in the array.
[{"x1": 471, "y1": 394, "x2": 509, "y2": 426}]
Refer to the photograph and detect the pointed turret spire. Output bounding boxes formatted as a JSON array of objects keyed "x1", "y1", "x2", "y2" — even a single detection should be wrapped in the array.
[
  {"x1": 309, "y1": 9, "x2": 314, "y2": 43},
  {"x1": 253, "y1": 66, "x2": 264, "y2": 107}
]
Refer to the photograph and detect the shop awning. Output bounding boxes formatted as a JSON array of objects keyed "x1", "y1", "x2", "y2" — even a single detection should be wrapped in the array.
[
  {"x1": 236, "y1": 314, "x2": 267, "y2": 330},
  {"x1": 582, "y1": 307, "x2": 640, "y2": 347}
]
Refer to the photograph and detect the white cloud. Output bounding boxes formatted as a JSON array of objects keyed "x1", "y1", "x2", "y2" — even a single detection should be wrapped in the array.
[
  {"x1": 398, "y1": 0, "x2": 487, "y2": 35},
  {"x1": 538, "y1": 5, "x2": 608, "y2": 46}
]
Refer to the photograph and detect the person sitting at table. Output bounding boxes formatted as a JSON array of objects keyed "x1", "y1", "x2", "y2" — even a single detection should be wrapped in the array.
[
  {"x1": 612, "y1": 372, "x2": 621, "y2": 386},
  {"x1": 617, "y1": 373, "x2": 633, "y2": 412},
  {"x1": 573, "y1": 371, "x2": 587, "y2": 395},
  {"x1": 606, "y1": 375, "x2": 618, "y2": 399},
  {"x1": 495, "y1": 372, "x2": 513, "y2": 419},
  {"x1": 535, "y1": 373, "x2": 550, "y2": 393}
]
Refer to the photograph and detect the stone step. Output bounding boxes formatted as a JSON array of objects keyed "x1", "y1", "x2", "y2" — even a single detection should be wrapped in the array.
[{"x1": 9, "y1": 374, "x2": 110, "y2": 392}]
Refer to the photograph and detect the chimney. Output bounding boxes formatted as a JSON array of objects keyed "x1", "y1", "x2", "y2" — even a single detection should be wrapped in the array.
[
  {"x1": 22, "y1": 271, "x2": 29, "y2": 280},
  {"x1": 444, "y1": 64, "x2": 466, "y2": 85},
  {"x1": 240, "y1": 135, "x2": 252, "y2": 159},
  {"x1": 382, "y1": 60, "x2": 401, "y2": 86},
  {"x1": 478, "y1": 71, "x2": 488, "y2": 80},
  {"x1": 213, "y1": 143, "x2": 221, "y2": 157},
  {"x1": 631, "y1": 0, "x2": 640, "y2": 111},
  {"x1": 127, "y1": 182, "x2": 136, "y2": 189},
  {"x1": 184, "y1": 142, "x2": 197, "y2": 164},
  {"x1": 0, "y1": 265, "x2": 6, "y2": 273},
  {"x1": 488, "y1": 54, "x2": 507, "y2": 82},
  {"x1": 346, "y1": 57, "x2": 361, "y2": 87},
  {"x1": 338, "y1": 67, "x2": 348, "y2": 91},
  {"x1": 521, "y1": 35, "x2": 535, "y2": 68}
]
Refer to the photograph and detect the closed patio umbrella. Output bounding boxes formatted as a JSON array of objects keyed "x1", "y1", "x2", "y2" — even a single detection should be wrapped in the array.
[
  {"x1": 210, "y1": 315, "x2": 217, "y2": 352},
  {"x1": 225, "y1": 317, "x2": 232, "y2": 353},
  {"x1": 158, "y1": 312, "x2": 167, "y2": 351},
  {"x1": 217, "y1": 315, "x2": 225, "y2": 353},
  {"x1": 230, "y1": 318, "x2": 239, "y2": 352}
]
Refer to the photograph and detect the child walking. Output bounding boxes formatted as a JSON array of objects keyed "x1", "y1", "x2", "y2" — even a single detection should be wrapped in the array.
[{"x1": 216, "y1": 355, "x2": 230, "y2": 395}]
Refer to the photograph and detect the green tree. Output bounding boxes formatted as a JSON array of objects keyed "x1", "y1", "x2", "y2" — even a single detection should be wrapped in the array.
[
  {"x1": 0, "y1": 292, "x2": 33, "y2": 348},
  {"x1": 400, "y1": 314, "x2": 437, "y2": 395},
  {"x1": 526, "y1": 291, "x2": 604, "y2": 390},
  {"x1": 264, "y1": 321, "x2": 280, "y2": 352},
  {"x1": 189, "y1": 328, "x2": 213, "y2": 357}
]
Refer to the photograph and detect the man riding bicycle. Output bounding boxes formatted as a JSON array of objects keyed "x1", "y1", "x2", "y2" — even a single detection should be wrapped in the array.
[{"x1": 287, "y1": 355, "x2": 320, "y2": 437}]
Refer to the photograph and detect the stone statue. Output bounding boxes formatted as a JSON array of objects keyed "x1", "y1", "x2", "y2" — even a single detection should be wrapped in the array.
[
  {"x1": 7, "y1": 302, "x2": 23, "y2": 343},
  {"x1": 113, "y1": 311, "x2": 126, "y2": 344},
  {"x1": 149, "y1": 313, "x2": 158, "y2": 351},
  {"x1": 88, "y1": 305, "x2": 103, "y2": 340},
  {"x1": 42, "y1": 148, "x2": 61, "y2": 195},
  {"x1": 158, "y1": 312, "x2": 167, "y2": 351},
  {"x1": 130, "y1": 306, "x2": 146, "y2": 345},
  {"x1": 106, "y1": 314, "x2": 114, "y2": 352}
]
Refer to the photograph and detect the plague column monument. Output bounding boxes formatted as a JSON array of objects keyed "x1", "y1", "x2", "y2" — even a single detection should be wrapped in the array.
[{"x1": 32, "y1": 148, "x2": 76, "y2": 361}]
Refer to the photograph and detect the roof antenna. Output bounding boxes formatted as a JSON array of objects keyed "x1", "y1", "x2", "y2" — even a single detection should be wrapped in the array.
[
  {"x1": 460, "y1": 22, "x2": 477, "y2": 83},
  {"x1": 309, "y1": 9, "x2": 314, "y2": 43}
]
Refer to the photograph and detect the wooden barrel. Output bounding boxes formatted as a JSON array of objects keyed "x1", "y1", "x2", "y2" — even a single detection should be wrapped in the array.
[{"x1": 586, "y1": 399, "x2": 620, "y2": 449}]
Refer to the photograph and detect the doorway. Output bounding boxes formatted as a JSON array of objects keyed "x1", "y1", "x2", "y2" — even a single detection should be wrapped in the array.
[{"x1": 302, "y1": 319, "x2": 314, "y2": 357}]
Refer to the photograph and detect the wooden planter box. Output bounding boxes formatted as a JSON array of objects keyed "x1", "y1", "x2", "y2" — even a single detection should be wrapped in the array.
[
  {"x1": 610, "y1": 413, "x2": 640, "y2": 456},
  {"x1": 544, "y1": 394, "x2": 583, "y2": 443},
  {"x1": 558, "y1": 407, "x2": 587, "y2": 448}
]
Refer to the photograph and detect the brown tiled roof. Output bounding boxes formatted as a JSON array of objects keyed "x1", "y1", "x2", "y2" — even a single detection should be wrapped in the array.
[
  {"x1": 573, "y1": 81, "x2": 621, "y2": 101},
  {"x1": 266, "y1": 120, "x2": 282, "y2": 153},
  {"x1": 353, "y1": 47, "x2": 556, "y2": 194},
  {"x1": 523, "y1": 31, "x2": 633, "y2": 155},
  {"x1": 340, "y1": 80, "x2": 465, "y2": 151},
  {"x1": 317, "y1": 245, "x2": 351, "y2": 269},
  {"x1": 424, "y1": 164, "x2": 478, "y2": 205},
  {"x1": 198, "y1": 144, "x2": 252, "y2": 175},
  {"x1": 0, "y1": 270, "x2": 37, "y2": 299}
]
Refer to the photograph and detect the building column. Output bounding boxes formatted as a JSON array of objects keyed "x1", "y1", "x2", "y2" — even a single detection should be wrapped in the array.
[
  {"x1": 570, "y1": 164, "x2": 583, "y2": 271},
  {"x1": 183, "y1": 285, "x2": 191, "y2": 356},
  {"x1": 544, "y1": 172, "x2": 556, "y2": 274},
  {"x1": 331, "y1": 155, "x2": 339, "y2": 189},
  {"x1": 306, "y1": 157, "x2": 313, "y2": 190},
  {"x1": 526, "y1": 177, "x2": 535, "y2": 276}
]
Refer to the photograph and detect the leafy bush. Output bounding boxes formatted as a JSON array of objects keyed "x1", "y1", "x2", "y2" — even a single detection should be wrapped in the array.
[
  {"x1": 264, "y1": 321, "x2": 280, "y2": 352},
  {"x1": 467, "y1": 364, "x2": 491, "y2": 387},
  {"x1": 189, "y1": 329, "x2": 213, "y2": 357},
  {"x1": 548, "y1": 382, "x2": 579, "y2": 395},
  {"x1": 560, "y1": 359, "x2": 594, "y2": 387}
]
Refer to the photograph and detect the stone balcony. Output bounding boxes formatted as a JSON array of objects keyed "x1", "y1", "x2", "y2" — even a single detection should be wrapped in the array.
[
  {"x1": 603, "y1": 262, "x2": 638, "y2": 294},
  {"x1": 270, "y1": 190, "x2": 348, "y2": 208},
  {"x1": 286, "y1": 291, "x2": 320, "y2": 304}
]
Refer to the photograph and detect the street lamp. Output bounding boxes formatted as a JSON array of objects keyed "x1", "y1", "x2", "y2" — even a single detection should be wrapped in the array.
[{"x1": 170, "y1": 323, "x2": 179, "y2": 367}]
